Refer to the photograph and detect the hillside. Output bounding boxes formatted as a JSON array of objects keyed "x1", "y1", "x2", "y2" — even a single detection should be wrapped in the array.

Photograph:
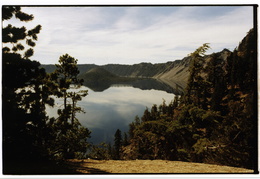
[
  {"x1": 118, "y1": 29, "x2": 257, "y2": 170},
  {"x1": 43, "y1": 64, "x2": 98, "y2": 74},
  {"x1": 42, "y1": 48, "x2": 232, "y2": 90},
  {"x1": 78, "y1": 67, "x2": 137, "y2": 91},
  {"x1": 80, "y1": 67, "x2": 117, "y2": 82},
  {"x1": 42, "y1": 61, "x2": 183, "y2": 79},
  {"x1": 103, "y1": 62, "x2": 175, "y2": 78}
]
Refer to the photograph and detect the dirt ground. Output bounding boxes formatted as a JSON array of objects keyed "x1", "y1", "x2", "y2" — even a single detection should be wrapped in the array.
[{"x1": 66, "y1": 159, "x2": 254, "y2": 174}]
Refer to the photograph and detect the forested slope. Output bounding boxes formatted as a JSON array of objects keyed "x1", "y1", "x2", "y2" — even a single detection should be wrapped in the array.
[{"x1": 119, "y1": 29, "x2": 257, "y2": 171}]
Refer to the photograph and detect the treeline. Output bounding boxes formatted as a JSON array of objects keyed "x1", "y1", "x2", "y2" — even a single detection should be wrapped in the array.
[
  {"x1": 110, "y1": 29, "x2": 257, "y2": 170},
  {"x1": 2, "y1": 7, "x2": 91, "y2": 174}
]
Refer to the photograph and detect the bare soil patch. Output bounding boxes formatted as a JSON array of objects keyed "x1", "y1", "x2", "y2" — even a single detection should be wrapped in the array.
[{"x1": 66, "y1": 159, "x2": 254, "y2": 174}]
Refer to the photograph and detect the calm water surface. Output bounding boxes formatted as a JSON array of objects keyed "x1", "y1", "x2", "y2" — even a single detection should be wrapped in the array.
[{"x1": 47, "y1": 85, "x2": 175, "y2": 144}]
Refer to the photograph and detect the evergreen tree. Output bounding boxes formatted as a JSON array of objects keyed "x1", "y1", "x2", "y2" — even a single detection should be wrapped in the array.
[
  {"x1": 141, "y1": 107, "x2": 151, "y2": 122},
  {"x1": 122, "y1": 132, "x2": 129, "y2": 146},
  {"x1": 114, "y1": 129, "x2": 122, "y2": 160},
  {"x1": 217, "y1": 29, "x2": 257, "y2": 169},
  {"x1": 184, "y1": 43, "x2": 211, "y2": 108},
  {"x1": 204, "y1": 52, "x2": 228, "y2": 111},
  {"x1": 51, "y1": 54, "x2": 91, "y2": 159},
  {"x1": 128, "y1": 116, "x2": 140, "y2": 139},
  {"x1": 3, "y1": 6, "x2": 41, "y2": 58},
  {"x1": 151, "y1": 104, "x2": 159, "y2": 120},
  {"x1": 2, "y1": 6, "x2": 57, "y2": 173}
]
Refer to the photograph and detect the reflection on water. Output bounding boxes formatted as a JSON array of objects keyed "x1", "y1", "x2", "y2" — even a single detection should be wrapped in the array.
[
  {"x1": 83, "y1": 77, "x2": 184, "y2": 95},
  {"x1": 47, "y1": 85, "x2": 177, "y2": 144}
]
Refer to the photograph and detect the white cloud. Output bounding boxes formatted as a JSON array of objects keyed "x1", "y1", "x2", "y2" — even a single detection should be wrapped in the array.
[{"x1": 9, "y1": 6, "x2": 253, "y2": 65}]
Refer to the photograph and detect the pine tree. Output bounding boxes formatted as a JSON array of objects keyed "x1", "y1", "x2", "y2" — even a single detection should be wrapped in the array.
[
  {"x1": 3, "y1": 6, "x2": 41, "y2": 58},
  {"x1": 2, "y1": 6, "x2": 58, "y2": 173},
  {"x1": 122, "y1": 132, "x2": 129, "y2": 146},
  {"x1": 51, "y1": 54, "x2": 90, "y2": 159},
  {"x1": 141, "y1": 107, "x2": 151, "y2": 122},
  {"x1": 114, "y1": 129, "x2": 122, "y2": 160},
  {"x1": 151, "y1": 104, "x2": 159, "y2": 120},
  {"x1": 184, "y1": 43, "x2": 210, "y2": 108}
]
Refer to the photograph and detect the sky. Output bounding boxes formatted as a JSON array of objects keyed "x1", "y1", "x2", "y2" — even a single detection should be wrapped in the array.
[{"x1": 3, "y1": 5, "x2": 254, "y2": 65}]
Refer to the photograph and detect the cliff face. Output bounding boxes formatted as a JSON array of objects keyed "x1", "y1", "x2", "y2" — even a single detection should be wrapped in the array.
[
  {"x1": 41, "y1": 50, "x2": 230, "y2": 90},
  {"x1": 152, "y1": 57, "x2": 191, "y2": 88},
  {"x1": 102, "y1": 62, "x2": 177, "y2": 78}
]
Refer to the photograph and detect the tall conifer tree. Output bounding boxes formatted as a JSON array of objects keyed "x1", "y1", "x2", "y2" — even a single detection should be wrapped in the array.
[
  {"x1": 114, "y1": 129, "x2": 122, "y2": 160},
  {"x1": 51, "y1": 54, "x2": 90, "y2": 159},
  {"x1": 2, "y1": 6, "x2": 56, "y2": 173}
]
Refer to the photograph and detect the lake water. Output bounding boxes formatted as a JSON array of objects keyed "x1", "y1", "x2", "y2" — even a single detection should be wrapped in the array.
[{"x1": 47, "y1": 81, "x2": 179, "y2": 145}]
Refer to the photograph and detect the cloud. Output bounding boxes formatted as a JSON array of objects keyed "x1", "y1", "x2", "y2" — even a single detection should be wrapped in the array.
[{"x1": 10, "y1": 6, "x2": 253, "y2": 65}]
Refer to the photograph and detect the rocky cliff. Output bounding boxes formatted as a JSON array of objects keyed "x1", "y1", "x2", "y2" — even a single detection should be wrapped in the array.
[{"x1": 42, "y1": 50, "x2": 230, "y2": 90}]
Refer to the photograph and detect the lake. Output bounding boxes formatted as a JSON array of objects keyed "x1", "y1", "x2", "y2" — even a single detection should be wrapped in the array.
[{"x1": 46, "y1": 79, "x2": 181, "y2": 145}]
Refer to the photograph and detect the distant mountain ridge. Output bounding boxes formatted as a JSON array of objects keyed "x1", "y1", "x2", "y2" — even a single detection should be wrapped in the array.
[
  {"x1": 42, "y1": 61, "x2": 185, "y2": 78},
  {"x1": 42, "y1": 49, "x2": 230, "y2": 90},
  {"x1": 78, "y1": 67, "x2": 184, "y2": 93}
]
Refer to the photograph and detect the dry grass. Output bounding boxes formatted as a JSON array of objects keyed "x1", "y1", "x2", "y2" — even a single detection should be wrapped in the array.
[{"x1": 67, "y1": 159, "x2": 254, "y2": 174}]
